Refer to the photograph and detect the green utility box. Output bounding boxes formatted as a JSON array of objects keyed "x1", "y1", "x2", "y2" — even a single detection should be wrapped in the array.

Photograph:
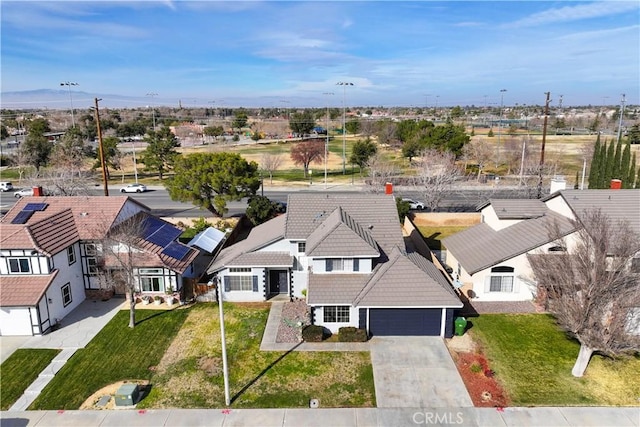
[
  {"x1": 454, "y1": 317, "x2": 468, "y2": 336},
  {"x1": 115, "y1": 383, "x2": 139, "y2": 407}
]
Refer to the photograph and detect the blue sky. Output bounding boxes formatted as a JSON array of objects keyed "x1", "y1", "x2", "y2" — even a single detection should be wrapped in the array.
[{"x1": 1, "y1": 1, "x2": 638, "y2": 109}]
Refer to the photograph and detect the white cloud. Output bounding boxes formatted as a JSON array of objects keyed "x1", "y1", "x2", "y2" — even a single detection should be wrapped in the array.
[{"x1": 504, "y1": 1, "x2": 639, "y2": 28}]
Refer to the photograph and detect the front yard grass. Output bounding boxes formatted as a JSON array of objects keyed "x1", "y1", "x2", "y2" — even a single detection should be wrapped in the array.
[
  {"x1": 29, "y1": 309, "x2": 189, "y2": 410},
  {"x1": 139, "y1": 303, "x2": 375, "y2": 408},
  {"x1": 470, "y1": 314, "x2": 640, "y2": 406},
  {"x1": 0, "y1": 348, "x2": 61, "y2": 410},
  {"x1": 416, "y1": 225, "x2": 470, "y2": 250}
]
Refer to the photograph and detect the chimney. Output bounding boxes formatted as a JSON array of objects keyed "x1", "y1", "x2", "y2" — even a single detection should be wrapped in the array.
[
  {"x1": 385, "y1": 182, "x2": 393, "y2": 195},
  {"x1": 610, "y1": 179, "x2": 622, "y2": 190},
  {"x1": 32, "y1": 186, "x2": 44, "y2": 196},
  {"x1": 549, "y1": 176, "x2": 566, "y2": 194}
]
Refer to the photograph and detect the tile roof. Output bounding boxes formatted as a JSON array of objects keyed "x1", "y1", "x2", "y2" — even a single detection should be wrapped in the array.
[
  {"x1": 555, "y1": 189, "x2": 640, "y2": 235},
  {"x1": 0, "y1": 225, "x2": 36, "y2": 250},
  {"x1": 442, "y1": 210, "x2": 576, "y2": 274},
  {"x1": 28, "y1": 209, "x2": 80, "y2": 256},
  {"x1": 305, "y1": 207, "x2": 379, "y2": 257},
  {"x1": 284, "y1": 193, "x2": 404, "y2": 256},
  {"x1": 307, "y1": 273, "x2": 369, "y2": 305},
  {"x1": 0, "y1": 271, "x2": 59, "y2": 306},
  {"x1": 487, "y1": 199, "x2": 547, "y2": 219},
  {"x1": 207, "y1": 214, "x2": 287, "y2": 273},
  {"x1": 353, "y1": 248, "x2": 462, "y2": 307},
  {"x1": 232, "y1": 252, "x2": 293, "y2": 267}
]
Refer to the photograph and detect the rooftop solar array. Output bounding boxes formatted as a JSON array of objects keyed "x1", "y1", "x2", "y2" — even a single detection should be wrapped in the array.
[
  {"x1": 161, "y1": 241, "x2": 191, "y2": 261},
  {"x1": 23, "y1": 203, "x2": 48, "y2": 211},
  {"x1": 11, "y1": 210, "x2": 35, "y2": 224},
  {"x1": 141, "y1": 217, "x2": 183, "y2": 248}
]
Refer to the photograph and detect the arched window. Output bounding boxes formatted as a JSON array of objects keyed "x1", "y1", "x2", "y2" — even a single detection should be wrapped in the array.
[{"x1": 487, "y1": 266, "x2": 516, "y2": 293}]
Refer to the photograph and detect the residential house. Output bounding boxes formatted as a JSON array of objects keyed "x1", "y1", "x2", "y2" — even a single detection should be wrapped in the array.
[
  {"x1": 442, "y1": 189, "x2": 640, "y2": 302},
  {"x1": 208, "y1": 194, "x2": 462, "y2": 337},
  {"x1": 0, "y1": 195, "x2": 200, "y2": 336}
]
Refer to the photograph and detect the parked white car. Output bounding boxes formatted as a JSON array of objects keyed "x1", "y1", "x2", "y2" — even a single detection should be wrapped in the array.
[
  {"x1": 120, "y1": 183, "x2": 148, "y2": 193},
  {"x1": 14, "y1": 188, "x2": 34, "y2": 198},
  {"x1": 0, "y1": 181, "x2": 14, "y2": 192},
  {"x1": 402, "y1": 198, "x2": 425, "y2": 210}
]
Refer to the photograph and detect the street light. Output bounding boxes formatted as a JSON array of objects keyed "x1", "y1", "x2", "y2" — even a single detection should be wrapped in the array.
[
  {"x1": 496, "y1": 89, "x2": 507, "y2": 167},
  {"x1": 146, "y1": 92, "x2": 158, "y2": 131},
  {"x1": 323, "y1": 92, "x2": 334, "y2": 189},
  {"x1": 60, "y1": 82, "x2": 79, "y2": 127},
  {"x1": 336, "y1": 82, "x2": 353, "y2": 174}
]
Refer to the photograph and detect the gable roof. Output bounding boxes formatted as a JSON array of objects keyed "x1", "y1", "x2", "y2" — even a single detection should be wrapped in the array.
[
  {"x1": 284, "y1": 193, "x2": 403, "y2": 256},
  {"x1": 352, "y1": 248, "x2": 462, "y2": 307},
  {"x1": 305, "y1": 207, "x2": 379, "y2": 257},
  {"x1": 552, "y1": 189, "x2": 640, "y2": 235},
  {"x1": 443, "y1": 210, "x2": 576, "y2": 275},
  {"x1": 28, "y1": 209, "x2": 80, "y2": 256},
  {"x1": 485, "y1": 199, "x2": 547, "y2": 219},
  {"x1": 0, "y1": 270, "x2": 59, "y2": 307}
]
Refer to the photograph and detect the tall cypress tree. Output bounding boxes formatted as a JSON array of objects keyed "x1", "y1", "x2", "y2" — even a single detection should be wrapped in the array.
[
  {"x1": 620, "y1": 139, "x2": 631, "y2": 188},
  {"x1": 597, "y1": 139, "x2": 608, "y2": 188},
  {"x1": 603, "y1": 139, "x2": 615, "y2": 188},
  {"x1": 588, "y1": 135, "x2": 601, "y2": 189},
  {"x1": 612, "y1": 138, "x2": 623, "y2": 179},
  {"x1": 628, "y1": 153, "x2": 637, "y2": 189}
]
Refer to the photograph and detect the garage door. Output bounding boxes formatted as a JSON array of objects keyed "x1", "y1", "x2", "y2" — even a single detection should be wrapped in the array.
[{"x1": 368, "y1": 308, "x2": 442, "y2": 336}]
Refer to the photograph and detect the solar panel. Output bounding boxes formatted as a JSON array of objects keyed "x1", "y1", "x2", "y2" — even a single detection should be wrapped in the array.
[
  {"x1": 147, "y1": 224, "x2": 183, "y2": 247},
  {"x1": 141, "y1": 216, "x2": 165, "y2": 239},
  {"x1": 23, "y1": 203, "x2": 48, "y2": 211},
  {"x1": 162, "y1": 241, "x2": 191, "y2": 260},
  {"x1": 11, "y1": 210, "x2": 35, "y2": 224}
]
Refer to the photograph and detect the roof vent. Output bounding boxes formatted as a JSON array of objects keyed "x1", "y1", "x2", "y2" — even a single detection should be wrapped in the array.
[
  {"x1": 80, "y1": 212, "x2": 89, "y2": 216},
  {"x1": 368, "y1": 224, "x2": 374, "y2": 230}
]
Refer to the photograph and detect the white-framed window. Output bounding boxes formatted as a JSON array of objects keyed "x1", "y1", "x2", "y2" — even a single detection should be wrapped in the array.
[
  {"x1": 228, "y1": 275, "x2": 253, "y2": 291},
  {"x1": 324, "y1": 306, "x2": 350, "y2": 323},
  {"x1": 8, "y1": 257, "x2": 30, "y2": 274},
  {"x1": 67, "y1": 246, "x2": 76, "y2": 265},
  {"x1": 326, "y1": 258, "x2": 359, "y2": 272},
  {"x1": 139, "y1": 268, "x2": 165, "y2": 292},
  {"x1": 297, "y1": 242, "x2": 306, "y2": 253},
  {"x1": 229, "y1": 267, "x2": 251, "y2": 273},
  {"x1": 85, "y1": 243, "x2": 97, "y2": 256},
  {"x1": 87, "y1": 258, "x2": 99, "y2": 275},
  {"x1": 61, "y1": 283, "x2": 72, "y2": 307},
  {"x1": 488, "y1": 266, "x2": 515, "y2": 292}
]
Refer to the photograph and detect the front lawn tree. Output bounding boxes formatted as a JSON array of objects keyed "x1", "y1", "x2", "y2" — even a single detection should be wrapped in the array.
[
  {"x1": 166, "y1": 152, "x2": 260, "y2": 217},
  {"x1": 528, "y1": 209, "x2": 640, "y2": 377},
  {"x1": 140, "y1": 126, "x2": 179, "y2": 179},
  {"x1": 290, "y1": 140, "x2": 325, "y2": 178}
]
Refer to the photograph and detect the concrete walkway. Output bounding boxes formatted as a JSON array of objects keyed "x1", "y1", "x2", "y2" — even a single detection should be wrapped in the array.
[{"x1": 3, "y1": 298, "x2": 123, "y2": 411}]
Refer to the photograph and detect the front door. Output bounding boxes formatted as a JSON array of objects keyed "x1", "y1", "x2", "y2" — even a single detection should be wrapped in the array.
[{"x1": 269, "y1": 270, "x2": 288, "y2": 294}]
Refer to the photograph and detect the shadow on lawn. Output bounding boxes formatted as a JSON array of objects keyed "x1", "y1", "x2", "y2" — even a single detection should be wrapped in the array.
[{"x1": 230, "y1": 341, "x2": 303, "y2": 404}]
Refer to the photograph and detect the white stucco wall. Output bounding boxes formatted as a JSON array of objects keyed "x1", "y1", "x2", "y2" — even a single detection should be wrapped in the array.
[
  {"x1": 220, "y1": 267, "x2": 266, "y2": 302},
  {"x1": 0, "y1": 307, "x2": 36, "y2": 336},
  {"x1": 313, "y1": 306, "x2": 359, "y2": 333}
]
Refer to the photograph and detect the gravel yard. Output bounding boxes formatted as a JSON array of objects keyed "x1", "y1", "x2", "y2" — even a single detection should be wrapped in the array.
[{"x1": 276, "y1": 299, "x2": 311, "y2": 343}]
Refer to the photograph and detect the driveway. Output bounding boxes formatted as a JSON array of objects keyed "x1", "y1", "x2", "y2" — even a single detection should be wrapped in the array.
[{"x1": 370, "y1": 336, "x2": 473, "y2": 408}]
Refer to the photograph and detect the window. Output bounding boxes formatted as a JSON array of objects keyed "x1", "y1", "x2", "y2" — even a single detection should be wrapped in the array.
[
  {"x1": 229, "y1": 267, "x2": 251, "y2": 273},
  {"x1": 297, "y1": 242, "x2": 306, "y2": 253},
  {"x1": 8, "y1": 258, "x2": 30, "y2": 274},
  {"x1": 61, "y1": 283, "x2": 72, "y2": 307},
  {"x1": 229, "y1": 275, "x2": 253, "y2": 291},
  {"x1": 488, "y1": 266, "x2": 515, "y2": 293},
  {"x1": 85, "y1": 243, "x2": 97, "y2": 256},
  {"x1": 139, "y1": 268, "x2": 165, "y2": 292},
  {"x1": 326, "y1": 258, "x2": 343, "y2": 272},
  {"x1": 326, "y1": 258, "x2": 359, "y2": 272},
  {"x1": 324, "y1": 306, "x2": 350, "y2": 323},
  {"x1": 67, "y1": 246, "x2": 76, "y2": 265},
  {"x1": 87, "y1": 258, "x2": 99, "y2": 275}
]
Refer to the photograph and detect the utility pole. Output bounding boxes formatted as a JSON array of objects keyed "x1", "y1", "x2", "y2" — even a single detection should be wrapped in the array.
[
  {"x1": 336, "y1": 82, "x2": 353, "y2": 174},
  {"x1": 94, "y1": 98, "x2": 109, "y2": 196},
  {"x1": 616, "y1": 93, "x2": 626, "y2": 143},
  {"x1": 496, "y1": 89, "x2": 507, "y2": 168},
  {"x1": 218, "y1": 283, "x2": 231, "y2": 406},
  {"x1": 323, "y1": 92, "x2": 334, "y2": 189},
  {"x1": 537, "y1": 92, "x2": 551, "y2": 199}
]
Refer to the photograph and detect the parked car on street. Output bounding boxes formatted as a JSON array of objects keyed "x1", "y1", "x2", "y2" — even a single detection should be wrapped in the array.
[
  {"x1": 0, "y1": 181, "x2": 14, "y2": 192},
  {"x1": 120, "y1": 183, "x2": 148, "y2": 193},
  {"x1": 14, "y1": 188, "x2": 34, "y2": 198},
  {"x1": 402, "y1": 198, "x2": 425, "y2": 210}
]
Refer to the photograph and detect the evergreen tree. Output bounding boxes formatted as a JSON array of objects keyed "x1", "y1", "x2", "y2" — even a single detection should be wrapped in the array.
[
  {"x1": 620, "y1": 140, "x2": 631, "y2": 188},
  {"x1": 628, "y1": 153, "x2": 637, "y2": 189},
  {"x1": 612, "y1": 138, "x2": 622, "y2": 179},
  {"x1": 598, "y1": 141, "x2": 608, "y2": 188},
  {"x1": 587, "y1": 135, "x2": 601, "y2": 188},
  {"x1": 603, "y1": 140, "x2": 615, "y2": 188},
  {"x1": 574, "y1": 171, "x2": 580, "y2": 189}
]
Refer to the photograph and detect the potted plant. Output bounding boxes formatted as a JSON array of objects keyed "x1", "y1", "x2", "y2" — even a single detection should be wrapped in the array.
[
  {"x1": 153, "y1": 295, "x2": 163, "y2": 305},
  {"x1": 141, "y1": 295, "x2": 152, "y2": 305}
]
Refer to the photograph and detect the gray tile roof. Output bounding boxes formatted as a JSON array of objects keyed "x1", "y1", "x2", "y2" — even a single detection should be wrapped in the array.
[
  {"x1": 352, "y1": 248, "x2": 463, "y2": 307},
  {"x1": 307, "y1": 273, "x2": 369, "y2": 304},
  {"x1": 285, "y1": 193, "x2": 404, "y2": 256},
  {"x1": 442, "y1": 210, "x2": 576, "y2": 274},
  {"x1": 488, "y1": 199, "x2": 547, "y2": 219},
  {"x1": 305, "y1": 207, "x2": 380, "y2": 257},
  {"x1": 207, "y1": 214, "x2": 286, "y2": 272},
  {"x1": 232, "y1": 252, "x2": 293, "y2": 267},
  {"x1": 555, "y1": 189, "x2": 640, "y2": 235}
]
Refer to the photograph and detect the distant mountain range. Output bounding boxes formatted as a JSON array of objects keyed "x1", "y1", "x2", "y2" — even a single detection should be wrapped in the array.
[{"x1": 0, "y1": 89, "x2": 171, "y2": 110}]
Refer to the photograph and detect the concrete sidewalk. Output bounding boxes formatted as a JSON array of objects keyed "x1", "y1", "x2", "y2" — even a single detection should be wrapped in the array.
[{"x1": 2, "y1": 406, "x2": 638, "y2": 426}]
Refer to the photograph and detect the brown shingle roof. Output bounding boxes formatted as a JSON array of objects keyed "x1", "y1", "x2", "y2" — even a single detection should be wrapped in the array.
[{"x1": 0, "y1": 271, "x2": 59, "y2": 306}]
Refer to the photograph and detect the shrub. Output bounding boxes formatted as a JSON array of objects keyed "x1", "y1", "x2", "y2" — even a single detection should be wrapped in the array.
[
  {"x1": 302, "y1": 325, "x2": 325, "y2": 342},
  {"x1": 338, "y1": 327, "x2": 368, "y2": 342},
  {"x1": 470, "y1": 363, "x2": 482, "y2": 373}
]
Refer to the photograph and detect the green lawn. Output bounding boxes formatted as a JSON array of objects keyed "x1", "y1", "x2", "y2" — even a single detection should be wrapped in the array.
[
  {"x1": 139, "y1": 303, "x2": 375, "y2": 409},
  {"x1": 470, "y1": 314, "x2": 640, "y2": 406},
  {"x1": 416, "y1": 225, "x2": 471, "y2": 250},
  {"x1": 29, "y1": 309, "x2": 189, "y2": 410},
  {"x1": 0, "y1": 349, "x2": 61, "y2": 410}
]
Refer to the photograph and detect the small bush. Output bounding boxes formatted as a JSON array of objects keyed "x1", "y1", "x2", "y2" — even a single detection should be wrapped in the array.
[
  {"x1": 470, "y1": 363, "x2": 482, "y2": 373},
  {"x1": 338, "y1": 327, "x2": 368, "y2": 342},
  {"x1": 302, "y1": 325, "x2": 325, "y2": 342}
]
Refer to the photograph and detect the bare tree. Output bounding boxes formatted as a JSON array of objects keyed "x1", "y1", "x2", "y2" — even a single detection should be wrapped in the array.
[
  {"x1": 260, "y1": 152, "x2": 283, "y2": 184},
  {"x1": 290, "y1": 140, "x2": 324, "y2": 178},
  {"x1": 414, "y1": 149, "x2": 460, "y2": 211},
  {"x1": 98, "y1": 213, "x2": 149, "y2": 329},
  {"x1": 462, "y1": 137, "x2": 493, "y2": 180},
  {"x1": 528, "y1": 209, "x2": 640, "y2": 377},
  {"x1": 365, "y1": 151, "x2": 400, "y2": 193}
]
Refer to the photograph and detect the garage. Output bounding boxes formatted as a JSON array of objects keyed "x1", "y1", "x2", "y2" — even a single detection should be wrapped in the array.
[{"x1": 367, "y1": 308, "x2": 443, "y2": 336}]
